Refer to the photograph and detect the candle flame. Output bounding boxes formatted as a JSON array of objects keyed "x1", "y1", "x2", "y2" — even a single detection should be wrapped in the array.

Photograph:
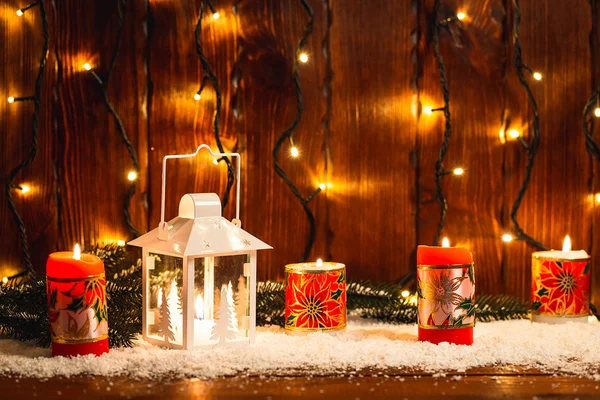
[
  {"x1": 316, "y1": 258, "x2": 323, "y2": 267},
  {"x1": 441, "y1": 237, "x2": 450, "y2": 248},
  {"x1": 562, "y1": 235, "x2": 571, "y2": 252},
  {"x1": 73, "y1": 244, "x2": 81, "y2": 260},
  {"x1": 195, "y1": 293, "x2": 204, "y2": 319}
]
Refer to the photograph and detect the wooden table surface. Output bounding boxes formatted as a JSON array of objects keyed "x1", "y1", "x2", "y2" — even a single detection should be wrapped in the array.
[{"x1": 1, "y1": 367, "x2": 598, "y2": 399}]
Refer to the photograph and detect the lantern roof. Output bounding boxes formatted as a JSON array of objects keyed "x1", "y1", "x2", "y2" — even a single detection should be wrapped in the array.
[{"x1": 128, "y1": 193, "x2": 272, "y2": 256}]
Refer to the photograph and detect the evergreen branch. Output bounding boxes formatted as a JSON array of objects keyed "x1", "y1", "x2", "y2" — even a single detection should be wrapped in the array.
[{"x1": 475, "y1": 294, "x2": 529, "y2": 322}]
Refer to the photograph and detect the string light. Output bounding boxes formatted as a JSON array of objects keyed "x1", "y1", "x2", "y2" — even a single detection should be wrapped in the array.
[
  {"x1": 595, "y1": 193, "x2": 600, "y2": 203},
  {"x1": 193, "y1": 93, "x2": 201, "y2": 101},
  {"x1": 532, "y1": 72, "x2": 542, "y2": 81},
  {"x1": 594, "y1": 107, "x2": 600, "y2": 118},
  {"x1": 117, "y1": 240, "x2": 126, "y2": 246},
  {"x1": 456, "y1": 12, "x2": 466, "y2": 20},
  {"x1": 319, "y1": 183, "x2": 327, "y2": 191},
  {"x1": 401, "y1": 290, "x2": 410, "y2": 298},
  {"x1": 212, "y1": 12, "x2": 220, "y2": 19},
  {"x1": 423, "y1": 106, "x2": 433, "y2": 115},
  {"x1": 290, "y1": 146, "x2": 299, "y2": 157},
  {"x1": 127, "y1": 170, "x2": 137, "y2": 181},
  {"x1": 298, "y1": 52, "x2": 309, "y2": 63},
  {"x1": 213, "y1": 158, "x2": 219, "y2": 165},
  {"x1": 453, "y1": 168, "x2": 464, "y2": 176},
  {"x1": 7, "y1": 97, "x2": 15, "y2": 103},
  {"x1": 20, "y1": 184, "x2": 31, "y2": 194},
  {"x1": 1, "y1": 277, "x2": 7, "y2": 284},
  {"x1": 82, "y1": 63, "x2": 92, "y2": 71},
  {"x1": 16, "y1": 9, "x2": 23, "y2": 16},
  {"x1": 502, "y1": 234, "x2": 514, "y2": 243},
  {"x1": 508, "y1": 129, "x2": 520, "y2": 139}
]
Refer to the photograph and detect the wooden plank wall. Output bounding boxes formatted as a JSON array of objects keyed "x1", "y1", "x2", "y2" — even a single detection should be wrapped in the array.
[{"x1": 1, "y1": 0, "x2": 599, "y2": 302}]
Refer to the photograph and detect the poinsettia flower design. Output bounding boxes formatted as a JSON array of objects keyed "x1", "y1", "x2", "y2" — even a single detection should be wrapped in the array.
[
  {"x1": 421, "y1": 271, "x2": 464, "y2": 315},
  {"x1": 535, "y1": 260, "x2": 589, "y2": 315},
  {"x1": 285, "y1": 271, "x2": 346, "y2": 329}
]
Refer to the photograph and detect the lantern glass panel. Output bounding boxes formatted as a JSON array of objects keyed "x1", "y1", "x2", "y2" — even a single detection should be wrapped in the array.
[
  {"x1": 146, "y1": 252, "x2": 184, "y2": 347},
  {"x1": 192, "y1": 254, "x2": 250, "y2": 346}
]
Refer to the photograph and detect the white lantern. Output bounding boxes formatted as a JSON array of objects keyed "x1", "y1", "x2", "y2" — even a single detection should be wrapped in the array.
[{"x1": 128, "y1": 145, "x2": 272, "y2": 349}]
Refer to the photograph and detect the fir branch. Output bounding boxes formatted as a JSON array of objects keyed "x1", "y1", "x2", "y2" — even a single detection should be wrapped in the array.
[
  {"x1": 475, "y1": 294, "x2": 529, "y2": 322},
  {"x1": 256, "y1": 281, "x2": 285, "y2": 327}
]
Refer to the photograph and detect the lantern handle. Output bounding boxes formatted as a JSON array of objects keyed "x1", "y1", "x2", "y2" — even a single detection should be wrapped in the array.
[{"x1": 160, "y1": 144, "x2": 241, "y2": 233}]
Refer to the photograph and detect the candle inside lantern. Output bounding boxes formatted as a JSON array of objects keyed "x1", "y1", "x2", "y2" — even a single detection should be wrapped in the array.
[
  {"x1": 46, "y1": 244, "x2": 109, "y2": 357},
  {"x1": 417, "y1": 238, "x2": 475, "y2": 345},
  {"x1": 531, "y1": 235, "x2": 590, "y2": 324},
  {"x1": 284, "y1": 259, "x2": 346, "y2": 334},
  {"x1": 193, "y1": 292, "x2": 215, "y2": 342}
]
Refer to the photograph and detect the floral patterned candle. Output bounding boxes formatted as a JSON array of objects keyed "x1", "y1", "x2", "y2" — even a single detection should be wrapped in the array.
[
  {"x1": 284, "y1": 259, "x2": 346, "y2": 333},
  {"x1": 417, "y1": 238, "x2": 475, "y2": 345},
  {"x1": 46, "y1": 244, "x2": 109, "y2": 357},
  {"x1": 531, "y1": 235, "x2": 590, "y2": 324}
]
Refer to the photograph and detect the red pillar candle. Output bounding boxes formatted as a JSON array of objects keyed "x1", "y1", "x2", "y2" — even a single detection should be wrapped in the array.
[
  {"x1": 417, "y1": 239, "x2": 475, "y2": 345},
  {"x1": 46, "y1": 244, "x2": 109, "y2": 357}
]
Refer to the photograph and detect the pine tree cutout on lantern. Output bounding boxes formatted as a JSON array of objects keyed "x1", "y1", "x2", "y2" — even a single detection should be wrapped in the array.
[{"x1": 128, "y1": 144, "x2": 272, "y2": 349}]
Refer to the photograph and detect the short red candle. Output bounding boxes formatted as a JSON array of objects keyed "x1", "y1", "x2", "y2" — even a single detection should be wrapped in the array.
[
  {"x1": 46, "y1": 247, "x2": 109, "y2": 357},
  {"x1": 417, "y1": 244, "x2": 475, "y2": 345}
]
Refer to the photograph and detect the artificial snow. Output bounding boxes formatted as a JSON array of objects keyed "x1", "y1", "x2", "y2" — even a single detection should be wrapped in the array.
[{"x1": 1, "y1": 318, "x2": 599, "y2": 380}]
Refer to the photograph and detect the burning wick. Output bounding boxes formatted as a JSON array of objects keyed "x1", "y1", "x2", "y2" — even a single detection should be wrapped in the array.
[
  {"x1": 73, "y1": 244, "x2": 81, "y2": 260},
  {"x1": 441, "y1": 237, "x2": 450, "y2": 248},
  {"x1": 316, "y1": 259, "x2": 323, "y2": 267}
]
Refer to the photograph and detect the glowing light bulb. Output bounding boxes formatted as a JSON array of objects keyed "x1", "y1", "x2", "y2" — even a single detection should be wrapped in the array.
[
  {"x1": 1, "y1": 277, "x2": 7, "y2": 284},
  {"x1": 401, "y1": 290, "x2": 410, "y2": 298},
  {"x1": 127, "y1": 170, "x2": 138, "y2": 181},
  {"x1": 562, "y1": 235, "x2": 571, "y2": 252},
  {"x1": 8, "y1": 97, "x2": 15, "y2": 103},
  {"x1": 319, "y1": 183, "x2": 326, "y2": 190},
  {"x1": 595, "y1": 193, "x2": 600, "y2": 203},
  {"x1": 213, "y1": 12, "x2": 220, "y2": 20},
  {"x1": 290, "y1": 146, "x2": 299, "y2": 157},
  {"x1": 117, "y1": 240, "x2": 126, "y2": 246},
  {"x1": 73, "y1": 244, "x2": 81, "y2": 260},
  {"x1": 316, "y1": 259, "x2": 323, "y2": 267},
  {"x1": 213, "y1": 158, "x2": 219, "y2": 165},
  {"x1": 83, "y1": 63, "x2": 92, "y2": 71},
  {"x1": 441, "y1": 237, "x2": 450, "y2": 247},
  {"x1": 533, "y1": 72, "x2": 542, "y2": 81},
  {"x1": 594, "y1": 107, "x2": 600, "y2": 118},
  {"x1": 20, "y1": 184, "x2": 31, "y2": 194},
  {"x1": 193, "y1": 93, "x2": 201, "y2": 101},
  {"x1": 453, "y1": 167, "x2": 464, "y2": 175},
  {"x1": 16, "y1": 9, "x2": 23, "y2": 16},
  {"x1": 502, "y1": 233, "x2": 513, "y2": 243},
  {"x1": 456, "y1": 12, "x2": 466, "y2": 20},
  {"x1": 298, "y1": 52, "x2": 309, "y2": 63},
  {"x1": 423, "y1": 106, "x2": 433, "y2": 115},
  {"x1": 508, "y1": 129, "x2": 520, "y2": 139}
]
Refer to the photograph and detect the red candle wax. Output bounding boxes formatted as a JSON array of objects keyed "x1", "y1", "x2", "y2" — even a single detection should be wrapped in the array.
[
  {"x1": 417, "y1": 245, "x2": 475, "y2": 345},
  {"x1": 46, "y1": 248, "x2": 109, "y2": 357}
]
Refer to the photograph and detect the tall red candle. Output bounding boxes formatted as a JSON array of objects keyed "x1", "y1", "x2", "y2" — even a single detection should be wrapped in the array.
[
  {"x1": 417, "y1": 240, "x2": 475, "y2": 345},
  {"x1": 46, "y1": 245, "x2": 109, "y2": 357}
]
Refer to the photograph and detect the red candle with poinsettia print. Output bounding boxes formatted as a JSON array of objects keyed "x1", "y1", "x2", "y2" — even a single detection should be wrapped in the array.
[
  {"x1": 284, "y1": 260, "x2": 346, "y2": 333},
  {"x1": 46, "y1": 244, "x2": 109, "y2": 357},
  {"x1": 531, "y1": 235, "x2": 590, "y2": 324},
  {"x1": 417, "y1": 239, "x2": 475, "y2": 345}
]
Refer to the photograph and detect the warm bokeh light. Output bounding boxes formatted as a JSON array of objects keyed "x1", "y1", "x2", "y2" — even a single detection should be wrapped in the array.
[
  {"x1": 442, "y1": 237, "x2": 450, "y2": 247},
  {"x1": 595, "y1": 193, "x2": 600, "y2": 203},
  {"x1": 1, "y1": 277, "x2": 7, "y2": 284},
  {"x1": 7, "y1": 96, "x2": 15, "y2": 103},
  {"x1": 193, "y1": 93, "x2": 201, "y2": 101},
  {"x1": 298, "y1": 52, "x2": 309, "y2": 63},
  {"x1": 502, "y1": 233, "x2": 513, "y2": 243},
  {"x1": 213, "y1": 158, "x2": 219, "y2": 165},
  {"x1": 453, "y1": 168, "x2": 464, "y2": 175},
  {"x1": 594, "y1": 107, "x2": 600, "y2": 118},
  {"x1": 117, "y1": 240, "x2": 125, "y2": 246},
  {"x1": 73, "y1": 244, "x2": 81, "y2": 260},
  {"x1": 456, "y1": 12, "x2": 466, "y2": 20},
  {"x1": 127, "y1": 170, "x2": 138, "y2": 181},
  {"x1": 533, "y1": 72, "x2": 542, "y2": 81},
  {"x1": 20, "y1": 184, "x2": 31, "y2": 194},
  {"x1": 562, "y1": 235, "x2": 571, "y2": 252},
  {"x1": 212, "y1": 12, "x2": 220, "y2": 20},
  {"x1": 423, "y1": 106, "x2": 433, "y2": 115},
  {"x1": 319, "y1": 183, "x2": 326, "y2": 190},
  {"x1": 16, "y1": 9, "x2": 23, "y2": 17},
  {"x1": 508, "y1": 129, "x2": 520, "y2": 139},
  {"x1": 401, "y1": 290, "x2": 410, "y2": 298},
  {"x1": 83, "y1": 63, "x2": 92, "y2": 71},
  {"x1": 290, "y1": 146, "x2": 299, "y2": 157}
]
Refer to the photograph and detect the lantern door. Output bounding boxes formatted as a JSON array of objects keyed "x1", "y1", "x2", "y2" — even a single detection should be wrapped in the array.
[
  {"x1": 191, "y1": 254, "x2": 254, "y2": 347},
  {"x1": 143, "y1": 251, "x2": 185, "y2": 349}
]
